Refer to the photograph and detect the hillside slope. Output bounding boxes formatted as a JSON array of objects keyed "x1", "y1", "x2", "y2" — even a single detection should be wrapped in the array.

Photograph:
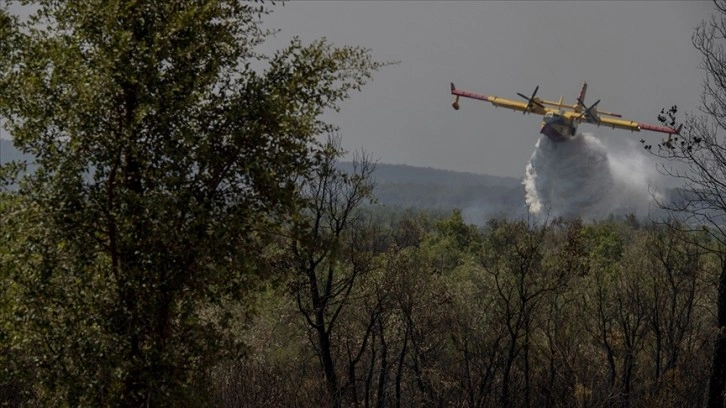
[{"x1": 337, "y1": 161, "x2": 527, "y2": 223}]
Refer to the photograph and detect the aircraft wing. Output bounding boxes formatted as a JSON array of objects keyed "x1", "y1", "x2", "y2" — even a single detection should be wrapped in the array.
[
  {"x1": 565, "y1": 111, "x2": 681, "y2": 134},
  {"x1": 488, "y1": 97, "x2": 535, "y2": 113},
  {"x1": 594, "y1": 116, "x2": 642, "y2": 132},
  {"x1": 451, "y1": 83, "x2": 551, "y2": 116}
]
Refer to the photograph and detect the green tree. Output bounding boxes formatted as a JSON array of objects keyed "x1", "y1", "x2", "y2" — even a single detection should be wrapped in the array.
[{"x1": 0, "y1": 1, "x2": 383, "y2": 406}]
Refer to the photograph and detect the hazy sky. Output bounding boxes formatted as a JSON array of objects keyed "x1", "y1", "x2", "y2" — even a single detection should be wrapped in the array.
[
  {"x1": 4, "y1": 1, "x2": 716, "y2": 180},
  {"x1": 262, "y1": 1, "x2": 715, "y2": 178}
]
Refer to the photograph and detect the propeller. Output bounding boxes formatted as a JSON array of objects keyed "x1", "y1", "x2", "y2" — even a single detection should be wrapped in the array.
[
  {"x1": 517, "y1": 85, "x2": 544, "y2": 115},
  {"x1": 578, "y1": 99, "x2": 601, "y2": 122}
]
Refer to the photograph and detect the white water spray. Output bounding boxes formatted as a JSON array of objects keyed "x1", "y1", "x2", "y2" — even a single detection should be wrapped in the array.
[{"x1": 523, "y1": 132, "x2": 662, "y2": 220}]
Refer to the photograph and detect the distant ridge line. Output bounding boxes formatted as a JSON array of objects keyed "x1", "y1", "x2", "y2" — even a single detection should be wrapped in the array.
[{"x1": 335, "y1": 161, "x2": 522, "y2": 189}]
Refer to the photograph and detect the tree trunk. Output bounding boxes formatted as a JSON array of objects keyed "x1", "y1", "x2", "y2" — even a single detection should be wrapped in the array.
[
  {"x1": 395, "y1": 330, "x2": 408, "y2": 408},
  {"x1": 377, "y1": 319, "x2": 388, "y2": 408},
  {"x1": 316, "y1": 313, "x2": 340, "y2": 408}
]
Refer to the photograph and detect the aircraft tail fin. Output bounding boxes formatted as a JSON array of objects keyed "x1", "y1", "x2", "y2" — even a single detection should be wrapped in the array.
[{"x1": 576, "y1": 82, "x2": 588, "y2": 112}]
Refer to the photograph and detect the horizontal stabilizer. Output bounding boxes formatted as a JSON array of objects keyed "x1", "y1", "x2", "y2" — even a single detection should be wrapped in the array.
[
  {"x1": 639, "y1": 122, "x2": 682, "y2": 135},
  {"x1": 449, "y1": 83, "x2": 491, "y2": 102}
]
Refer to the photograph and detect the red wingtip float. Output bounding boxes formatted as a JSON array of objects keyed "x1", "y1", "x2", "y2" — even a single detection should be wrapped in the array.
[{"x1": 450, "y1": 82, "x2": 681, "y2": 142}]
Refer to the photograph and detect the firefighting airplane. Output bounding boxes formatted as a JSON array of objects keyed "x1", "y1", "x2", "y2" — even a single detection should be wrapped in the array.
[{"x1": 450, "y1": 82, "x2": 681, "y2": 142}]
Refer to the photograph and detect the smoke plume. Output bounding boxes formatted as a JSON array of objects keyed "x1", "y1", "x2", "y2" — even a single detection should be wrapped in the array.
[{"x1": 523, "y1": 132, "x2": 662, "y2": 220}]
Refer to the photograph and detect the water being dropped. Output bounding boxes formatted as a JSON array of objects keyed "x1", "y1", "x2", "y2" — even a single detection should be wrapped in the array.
[{"x1": 524, "y1": 132, "x2": 659, "y2": 220}]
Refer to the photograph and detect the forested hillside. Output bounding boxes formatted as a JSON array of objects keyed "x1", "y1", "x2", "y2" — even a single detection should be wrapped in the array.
[
  {"x1": 337, "y1": 161, "x2": 678, "y2": 223},
  {"x1": 336, "y1": 161, "x2": 521, "y2": 187},
  {"x1": 337, "y1": 161, "x2": 527, "y2": 222}
]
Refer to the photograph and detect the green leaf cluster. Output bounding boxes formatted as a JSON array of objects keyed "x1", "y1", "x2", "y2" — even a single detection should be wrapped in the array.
[{"x1": 0, "y1": 1, "x2": 384, "y2": 406}]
